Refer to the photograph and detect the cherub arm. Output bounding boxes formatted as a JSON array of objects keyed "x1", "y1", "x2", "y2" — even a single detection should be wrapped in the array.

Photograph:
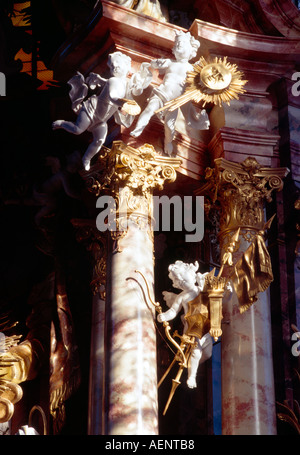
[
  {"x1": 158, "y1": 293, "x2": 182, "y2": 323},
  {"x1": 150, "y1": 58, "x2": 171, "y2": 73},
  {"x1": 162, "y1": 291, "x2": 177, "y2": 308}
]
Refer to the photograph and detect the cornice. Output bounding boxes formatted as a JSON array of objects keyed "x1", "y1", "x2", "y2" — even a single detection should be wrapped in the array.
[{"x1": 190, "y1": 18, "x2": 300, "y2": 65}]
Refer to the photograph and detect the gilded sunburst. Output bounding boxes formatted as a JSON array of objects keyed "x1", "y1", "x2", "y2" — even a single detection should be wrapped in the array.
[{"x1": 156, "y1": 56, "x2": 247, "y2": 113}]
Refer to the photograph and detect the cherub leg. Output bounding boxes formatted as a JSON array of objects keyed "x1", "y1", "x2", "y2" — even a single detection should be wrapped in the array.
[
  {"x1": 164, "y1": 109, "x2": 177, "y2": 156},
  {"x1": 82, "y1": 122, "x2": 108, "y2": 171},
  {"x1": 52, "y1": 110, "x2": 91, "y2": 135},
  {"x1": 187, "y1": 333, "x2": 213, "y2": 389},
  {"x1": 130, "y1": 96, "x2": 161, "y2": 137},
  {"x1": 187, "y1": 347, "x2": 201, "y2": 389}
]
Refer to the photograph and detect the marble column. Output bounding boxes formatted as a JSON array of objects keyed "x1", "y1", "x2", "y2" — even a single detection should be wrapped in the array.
[
  {"x1": 84, "y1": 141, "x2": 181, "y2": 435},
  {"x1": 199, "y1": 157, "x2": 289, "y2": 435},
  {"x1": 107, "y1": 221, "x2": 157, "y2": 435},
  {"x1": 221, "y1": 239, "x2": 276, "y2": 435}
]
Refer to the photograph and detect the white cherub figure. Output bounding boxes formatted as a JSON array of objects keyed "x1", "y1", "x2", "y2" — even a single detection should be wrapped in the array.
[
  {"x1": 158, "y1": 260, "x2": 213, "y2": 389},
  {"x1": 52, "y1": 51, "x2": 152, "y2": 171},
  {"x1": 130, "y1": 30, "x2": 209, "y2": 156}
]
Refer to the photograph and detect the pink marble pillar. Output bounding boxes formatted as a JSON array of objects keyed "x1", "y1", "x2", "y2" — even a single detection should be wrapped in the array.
[
  {"x1": 221, "y1": 235, "x2": 277, "y2": 435},
  {"x1": 107, "y1": 223, "x2": 158, "y2": 435},
  {"x1": 198, "y1": 157, "x2": 288, "y2": 435},
  {"x1": 81, "y1": 141, "x2": 180, "y2": 435}
]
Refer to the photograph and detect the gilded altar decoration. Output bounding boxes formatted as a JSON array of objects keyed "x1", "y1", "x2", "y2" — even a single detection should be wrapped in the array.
[
  {"x1": 197, "y1": 157, "x2": 289, "y2": 311},
  {"x1": 156, "y1": 56, "x2": 247, "y2": 114},
  {"x1": 199, "y1": 156, "x2": 289, "y2": 237},
  {"x1": 231, "y1": 230, "x2": 274, "y2": 313},
  {"x1": 0, "y1": 381, "x2": 23, "y2": 423},
  {"x1": 82, "y1": 141, "x2": 181, "y2": 246},
  {"x1": 0, "y1": 310, "x2": 23, "y2": 423},
  {"x1": 83, "y1": 141, "x2": 180, "y2": 198}
]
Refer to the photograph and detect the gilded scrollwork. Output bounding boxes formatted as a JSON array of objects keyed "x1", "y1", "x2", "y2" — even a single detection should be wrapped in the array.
[
  {"x1": 200, "y1": 157, "x2": 289, "y2": 243},
  {"x1": 196, "y1": 156, "x2": 289, "y2": 314},
  {"x1": 0, "y1": 312, "x2": 23, "y2": 423},
  {"x1": 82, "y1": 142, "x2": 179, "y2": 197},
  {"x1": 0, "y1": 338, "x2": 43, "y2": 424},
  {"x1": 81, "y1": 141, "x2": 181, "y2": 246}
]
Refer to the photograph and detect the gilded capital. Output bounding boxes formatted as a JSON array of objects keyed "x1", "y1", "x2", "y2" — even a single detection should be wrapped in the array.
[
  {"x1": 81, "y1": 141, "x2": 181, "y2": 238},
  {"x1": 82, "y1": 141, "x2": 181, "y2": 198},
  {"x1": 198, "y1": 157, "x2": 289, "y2": 243}
]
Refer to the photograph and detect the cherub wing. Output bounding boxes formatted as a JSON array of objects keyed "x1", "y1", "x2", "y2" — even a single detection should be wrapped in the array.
[
  {"x1": 85, "y1": 72, "x2": 107, "y2": 90},
  {"x1": 196, "y1": 272, "x2": 209, "y2": 291},
  {"x1": 162, "y1": 291, "x2": 178, "y2": 308},
  {"x1": 68, "y1": 72, "x2": 89, "y2": 113}
]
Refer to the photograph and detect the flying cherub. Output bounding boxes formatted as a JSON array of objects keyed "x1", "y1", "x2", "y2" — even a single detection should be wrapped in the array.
[
  {"x1": 130, "y1": 30, "x2": 210, "y2": 156},
  {"x1": 52, "y1": 51, "x2": 152, "y2": 171}
]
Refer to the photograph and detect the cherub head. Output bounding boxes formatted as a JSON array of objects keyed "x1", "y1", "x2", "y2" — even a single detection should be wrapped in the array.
[
  {"x1": 168, "y1": 260, "x2": 199, "y2": 290},
  {"x1": 172, "y1": 31, "x2": 200, "y2": 61},
  {"x1": 107, "y1": 51, "x2": 132, "y2": 78}
]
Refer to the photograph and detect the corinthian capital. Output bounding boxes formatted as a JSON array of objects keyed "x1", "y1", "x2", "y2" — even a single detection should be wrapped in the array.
[
  {"x1": 199, "y1": 157, "x2": 289, "y2": 241},
  {"x1": 81, "y1": 142, "x2": 181, "y2": 242},
  {"x1": 82, "y1": 141, "x2": 181, "y2": 198}
]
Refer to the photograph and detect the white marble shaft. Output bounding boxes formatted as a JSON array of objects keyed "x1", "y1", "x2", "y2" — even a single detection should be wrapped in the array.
[
  {"x1": 221, "y1": 234, "x2": 277, "y2": 435},
  {"x1": 107, "y1": 223, "x2": 158, "y2": 435}
]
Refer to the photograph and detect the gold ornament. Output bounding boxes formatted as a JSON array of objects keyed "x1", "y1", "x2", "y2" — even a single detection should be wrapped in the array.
[
  {"x1": 121, "y1": 99, "x2": 141, "y2": 116},
  {"x1": 156, "y1": 56, "x2": 247, "y2": 114}
]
